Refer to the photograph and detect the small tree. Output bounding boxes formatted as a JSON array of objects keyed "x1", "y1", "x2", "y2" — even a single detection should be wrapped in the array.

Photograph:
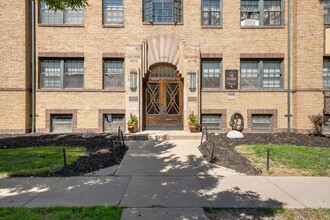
[
  {"x1": 40, "y1": 0, "x2": 88, "y2": 10},
  {"x1": 308, "y1": 114, "x2": 326, "y2": 136}
]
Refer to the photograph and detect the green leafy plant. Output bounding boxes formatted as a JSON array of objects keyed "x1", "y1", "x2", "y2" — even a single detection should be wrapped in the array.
[
  {"x1": 128, "y1": 113, "x2": 138, "y2": 125},
  {"x1": 308, "y1": 114, "x2": 326, "y2": 136},
  {"x1": 188, "y1": 114, "x2": 200, "y2": 126}
]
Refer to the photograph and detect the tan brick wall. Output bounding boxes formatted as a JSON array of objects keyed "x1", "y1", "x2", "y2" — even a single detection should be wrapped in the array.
[
  {"x1": 0, "y1": 0, "x2": 320, "y2": 133},
  {"x1": 0, "y1": 1, "x2": 31, "y2": 133}
]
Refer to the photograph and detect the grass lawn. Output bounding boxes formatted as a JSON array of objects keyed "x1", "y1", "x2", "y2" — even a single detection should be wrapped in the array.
[
  {"x1": 236, "y1": 144, "x2": 330, "y2": 176},
  {"x1": 205, "y1": 208, "x2": 330, "y2": 220},
  {"x1": 0, "y1": 146, "x2": 86, "y2": 176},
  {"x1": 0, "y1": 206, "x2": 123, "y2": 220}
]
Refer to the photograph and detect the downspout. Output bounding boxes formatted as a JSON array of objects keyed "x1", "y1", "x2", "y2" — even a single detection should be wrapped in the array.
[
  {"x1": 287, "y1": 0, "x2": 291, "y2": 132},
  {"x1": 31, "y1": 0, "x2": 36, "y2": 133}
]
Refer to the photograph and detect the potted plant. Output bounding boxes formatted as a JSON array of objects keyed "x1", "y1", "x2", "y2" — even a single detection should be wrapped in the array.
[
  {"x1": 127, "y1": 113, "x2": 138, "y2": 133},
  {"x1": 188, "y1": 114, "x2": 200, "y2": 132}
]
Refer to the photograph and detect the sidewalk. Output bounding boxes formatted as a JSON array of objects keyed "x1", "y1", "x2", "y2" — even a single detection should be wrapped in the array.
[{"x1": 1, "y1": 139, "x2": 330, "y2": 219}]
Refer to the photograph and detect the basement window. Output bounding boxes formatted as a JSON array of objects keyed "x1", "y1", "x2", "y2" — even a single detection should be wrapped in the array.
[
  {"x1": 51, "y1": 115, "x2": 73, "y2": 133},
  {"x1": 324, "y1": 115, "x2": 330, "y2": 133},
  {"x1": 201, "y1": 115, "x2": 222, "y2": 133},
  {"x1": 252, "y1": 115, "x2": 272, "y2": 132},
  {"x1": 103, "y1": 114, "x2": 125, "y2": 132}
]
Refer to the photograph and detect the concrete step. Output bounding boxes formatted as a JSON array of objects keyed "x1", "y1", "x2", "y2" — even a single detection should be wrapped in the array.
[{"x1": 123, "y1": 132, "x2": 202, "y2": 141}]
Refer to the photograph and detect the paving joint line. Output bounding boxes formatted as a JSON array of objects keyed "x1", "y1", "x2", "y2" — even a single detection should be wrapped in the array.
[
  {"x1": 21, "y1": 177, "x2": 63, "y2": 208},
  {"x1": 263, "y1": 176, "x2": 307, "y2": 208},
  {"x1": 118, "y1": 176, "x2": 132, "y2": 206}
]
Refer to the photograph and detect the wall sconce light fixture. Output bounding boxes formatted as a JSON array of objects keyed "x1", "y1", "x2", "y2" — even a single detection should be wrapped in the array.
[
  {"x1": 130, "y1": 71, "x2": 137, "y2": 91},
  {"x1": 189, "y1": 71, "x2": 196, "y2": 91}
]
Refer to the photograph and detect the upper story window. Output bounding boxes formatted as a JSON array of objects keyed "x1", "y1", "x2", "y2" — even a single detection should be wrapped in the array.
[
  {"x1": 323, "y1": 59, "x2": 330, "y2": 89},
  {"x1": 201, "y1": 59, "x2": 222, "y2": 89},
  {"x1": 39, "y1": 3, "x2": 84, "y2": 25},
  {"x1": 143, "y1": 0, "x2": 183, "y2": 23},
  {"x1": 104, "y1": 0, "x2": 124, "y2": 25},
  {"x1": 202, "y1": 0, "x2": 222, "y2": 26},
  {"x1": 103, "y1": 59, "x2": 125, "y2": 89},
  {"x1": 241, "y1": 0, "x2": 283, "y2": 27},
  {"x1": 325, "y1": 0, "x2": 330, "y2": 24},
  {"x1": 40, "y1": 59, "x2": 84, "y2": 89},
  {"x1": 241, "y1": 59, "x2": 283, "y2": 89}
]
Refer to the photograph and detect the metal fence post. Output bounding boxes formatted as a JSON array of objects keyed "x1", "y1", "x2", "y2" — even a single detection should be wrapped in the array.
[
  {"x1": 121, "y1": 130, "x2": 125, "y2": 147},
  {"x1": 266, "y1": 148, "x2": 270, "y2": 171},
  {"x1": 63, "y1": 148, "x2": 67, "y2": 167}
]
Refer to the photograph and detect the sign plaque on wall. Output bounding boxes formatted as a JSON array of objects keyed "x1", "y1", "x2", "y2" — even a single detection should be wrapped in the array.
[{"x1": 225, "y1": 70, "x2": 238, "y2": 89}]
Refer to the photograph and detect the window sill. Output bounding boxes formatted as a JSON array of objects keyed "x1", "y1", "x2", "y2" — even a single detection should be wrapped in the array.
[
  {"x1": 201, "y1": 26, "x2": 223, "y2": 29},
  {"x1": 241, "y1": 26, "x2": 285, "y2": 29},
  {"x1": 201, "y1": 88, "x2": 287, "y2": 92},
  {"x1": 103, "y1": 24, "x2": 125, "y2": 28},
  {"x1": 38, "y1": 24, "x2": 84, "y2": 28},
  {"x1": 143, "y1": 22, "x2": 183, "y2": 26}
]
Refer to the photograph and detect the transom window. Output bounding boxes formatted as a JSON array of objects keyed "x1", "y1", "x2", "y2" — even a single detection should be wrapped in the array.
[
  {"x1": 241, "y1": 59, "x2": 283, "y2": 89},
  {"x1": 325, "y1": 0, "x2": 330, "y2": 24},
  {"x1": 103, "y1": 60, "x2": 125, "y2": 89},
  {"x1": 323, "y1": 59, "x2": 330, "y2": 89},
  {"x1": 103, "y1": 0, "x2": 124, "y2": 25},
  {"x1": 143, "y1": 0, "x2": 183, "y2": 23},
  {"x1": 149, "y1": 65, "x2": 178, "y2": 79},
  {"x1": 202, "y1": 0, "x2": 222, "y2": 26},
  {"x1": 252, "y1": 115, "x2": 272, "y2": 132},
  {"x1": 202, "y1": 60, "x2": 222, "y2": 89},
  {"x1": 39, "y1": 3, "x2": 84, "y2": 25},
  {"x1": 40, "y1": 59, "x2": 84, "y2": 89},
  {"x1": 241, "y1": 0, "x2": 283, "y2": 26}
]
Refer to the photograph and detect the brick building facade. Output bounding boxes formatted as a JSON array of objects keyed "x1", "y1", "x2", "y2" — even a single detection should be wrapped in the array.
[{"x1": 0, "y1": 0, "x2": 329, "y2": 134}]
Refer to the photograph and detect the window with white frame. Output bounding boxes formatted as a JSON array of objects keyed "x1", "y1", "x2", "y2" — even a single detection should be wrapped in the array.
[
  {"x1": 40, "y1": 59, "x2": 84, "y2": 89},
  {"x1": 51, "y1": 115, "x2": 73, "y2": 133},
  {"x1": 103, "y1": 114, "x2": 125, "y2": 132},
  {"x1": 325, "y1": 0, "x2": 330, "y2": 24},
  {"x1": 104, "y1": 0, "x2": 124, "y2": 25},
  {"x1": 241, "y1": 59, "x2": 283, "y2": 89},
  {"x1": 202, "y1": 59, "x2": 222, "y2": 89},
  {"x1": 201, "y1": 115, "x2": 222, "y2": 132},
  {"x1": 39, "y1": 3, "x2": 84, "y2": 25},
  {"x1": 202, "y1": 0, "x2": 222, "y2": 26},
  {"x1": 252, "y1": 115, "x2": 272, "y2": 132},
  {"x1": 143, "y1": 0, "x2": 182, "y2": 23},
  {"x1": 241, "y1": 0, "x2": 283, "y2": 26},
  {"x1": 323, "y1": 59, "x2": 330, "y2": 89},
  {"x1": 103, "y1": 59, "x2": 125, "y2": 89}
]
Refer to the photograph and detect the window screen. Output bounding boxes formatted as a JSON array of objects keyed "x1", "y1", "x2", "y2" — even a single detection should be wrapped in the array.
[
  {"x1": 252, "y1": 115, "x2": 272, "y2": 132},
  {"x1": 65, "y1": 60, "x2": 84, "y2": 88},
  {"x1": 241, "y1": 61, "x2": 259, "y2": 89},
  {"x1": 39, "y1": 3, "x2": 84, "y2": 24},
  {"x1": 202, "y1": 115, "x2": 222, "y2": 133},
  {"x1": 202, "y1": 60, "x2": 222, "y2": 89},
  {"x1": 104, "y1": 0, "x2": 124, "y2": 24},
  {"x1": 104, "y1": 60, "x2": 124, "y2": 89},
  {"x1": 202, "y1": 0, "x2": 221, "y2": 26},
  {"x1": 51, "y1": 115, "x2": 73, "y2": 133},
  {"x1": 325, "y1": 0, "x2": 330, "y2": 24},
  {"x1": 323, "y1": 59, "x2": 330, "y2": 89},
  {"x1": 263, "y1": 61, "x2": 281, "y2": 88},
  {"x1": 40, "y1": 60, "x2": 61, "y2": 88},
  {"x1": 264, "y1": 0, "x2": 282, "y2": 26},
  {"x1": 103, "y1": 114, "x2": 125, "y2": 132}
]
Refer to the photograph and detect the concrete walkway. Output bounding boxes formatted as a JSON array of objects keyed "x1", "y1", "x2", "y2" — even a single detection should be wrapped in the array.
[{"x1": 1, "y1": 139, "x2": 330, "y2": 219}]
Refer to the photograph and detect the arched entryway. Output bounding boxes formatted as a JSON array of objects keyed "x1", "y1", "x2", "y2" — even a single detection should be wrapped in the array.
[{"x1": 143, "y1": 63, "x2": 183, "y2": 130}]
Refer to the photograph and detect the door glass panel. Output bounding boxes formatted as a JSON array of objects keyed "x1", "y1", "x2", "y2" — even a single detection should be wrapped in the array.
[
  {"x1": 166, "y1": 83, "x2": 180, "y2": 115},
  {"x1": 147, "y1": 83, "x2": 160, "y2": 115}
]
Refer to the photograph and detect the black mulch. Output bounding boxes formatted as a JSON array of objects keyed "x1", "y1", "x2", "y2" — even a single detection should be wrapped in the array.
[
  {"x1": 0, "y1": 133, "x2": 128, "y2": 177},
  {"x1": 199, "y1": 132, "x2": 330, "y2": 175}
]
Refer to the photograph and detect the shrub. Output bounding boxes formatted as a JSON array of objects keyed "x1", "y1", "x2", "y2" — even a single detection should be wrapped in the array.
[{"x1": 308, "y1": 114, "x2": 325, "y2": 136}]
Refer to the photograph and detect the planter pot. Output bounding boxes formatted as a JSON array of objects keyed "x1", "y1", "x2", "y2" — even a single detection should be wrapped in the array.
[
  {"x1": 189, "y1": 125, "x2": 200, "y2": 133},
  {"x1": 128, "y1": 124, "x2": 137, "y2": 133}
]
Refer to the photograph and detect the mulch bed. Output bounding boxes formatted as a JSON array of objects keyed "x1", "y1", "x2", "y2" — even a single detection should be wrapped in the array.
[
  {"x1": 199, "y1": 133, "x2": 330, "y2": 175},
  {"x1": 0, "y1": 133, "x2": 128, "y2": 177}
]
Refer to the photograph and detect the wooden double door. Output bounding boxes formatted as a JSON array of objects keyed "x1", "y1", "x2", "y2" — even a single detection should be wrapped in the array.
[{"x1": 145, "y1": 80, "x2": 183, "y2": 130}]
